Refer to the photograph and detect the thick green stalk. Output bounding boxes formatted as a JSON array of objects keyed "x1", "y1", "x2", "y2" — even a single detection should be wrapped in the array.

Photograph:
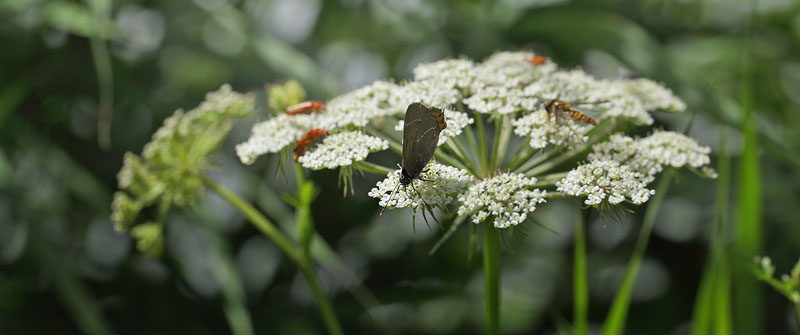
[
  {"x1": 491, "y1": 116, "x2": 512, "y2": 170},
  {"x1": 203, "y1": 176, "x2": 342, "y2": 334},
  {"x1": 483, "y1": 223, "x2": 501, "y2": 335},
  {"x1": 574, "y1": 209, "x2": 588, "y2": 335},
  {"x1": 474, "y1": 113, "x2": 490, "y2": 173},
  {"x1": 462, "y1": 115, "x2": 484, "y2": 172},
  {"x1": 602, "y1": 171, "x2": 673, "y2": 335}
]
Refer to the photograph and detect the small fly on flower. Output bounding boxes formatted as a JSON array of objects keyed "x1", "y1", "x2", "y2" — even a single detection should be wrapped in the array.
[
  {"x1": 294, "y1": 128, "x2": 329, "y2": 162},
  {"x1": 527, "y1": 54, "x2": 548, "y2": 66},
  {"x1": 542, "y1": 98, "x2": 602, "y2": 126},
  {"x1": 285, "y1": 101, "x2": 325, "y2": 115},
  {"x1": 380, "y1": 102, "x2": 446, "y2": 217}
]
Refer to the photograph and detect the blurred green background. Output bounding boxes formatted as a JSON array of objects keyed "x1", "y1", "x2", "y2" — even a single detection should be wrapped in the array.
[{"x1": 1, "y1": 0, "x2": 799, "y2": 333}]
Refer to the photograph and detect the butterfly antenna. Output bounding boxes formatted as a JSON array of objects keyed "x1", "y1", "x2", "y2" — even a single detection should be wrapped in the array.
[{"x1": 380, "y1": 180, "x2": 402, "y2": 216}]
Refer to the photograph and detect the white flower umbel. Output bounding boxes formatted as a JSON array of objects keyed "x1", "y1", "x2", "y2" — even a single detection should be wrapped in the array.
[
  {"x1": 512, "y1": 110, "x2": 590, "y2": 149},
  {"x1": 471, "y1": 51, "x2": 557, "y2": 90},
  {"x1": 324, "y1": 80, "x2": 408, "y2": 128},
  {"x1": 588, "y1": 131, "x2": 715, "y2": 182},
  {"x1": 298, "y1": 130, "x2": 389, "y2": 170},
  {"x1": 368, "y1": 163, "x2": 472, "y2": 211},
  {"x1": 394, "y1": 109, "x2": 474, "y2": 146},
  {"x1": 463, "y1": 85, "x2": 538, "y2": 115},
  {"x1": 235, "y1": 113, "x2": 327, "y2": 165},
  {"x1": 618, "y1": 78, "x2": 686, "y2": 113},
  {"x1": 456, "y1": 173, "x2": 547, "y2": 228},
  {"x1": 413, "y1": 59, "x2": 477, "y2": 94},
  {"x1": 400, "y1": 79, "x2": 461, "y2": 108},
  {"x1": 556, "y1": 159, "x2": 654, "y2": 206}
]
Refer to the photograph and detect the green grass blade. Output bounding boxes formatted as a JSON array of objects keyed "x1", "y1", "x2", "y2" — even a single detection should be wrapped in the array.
[
  {"x1": 732, "y1": 40, "x2": 763, "y2": 335},
  {"x1": 692, "y1": 128, "x2": 733, "y2": 335},
  {"x1": 602, "y1": 171, "x2": 673, "y2": 335},
  {"x1": 574, "y1": 209, "x2": 588, "y2": 335}
]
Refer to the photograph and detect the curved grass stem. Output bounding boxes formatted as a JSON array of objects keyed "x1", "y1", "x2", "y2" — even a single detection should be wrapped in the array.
[
  {"x1": 602, "y1": 171, "x2": 673, "y2": 335},
  {"x1": 202, "y1": 176, "x2": 343, "y2": 335}
]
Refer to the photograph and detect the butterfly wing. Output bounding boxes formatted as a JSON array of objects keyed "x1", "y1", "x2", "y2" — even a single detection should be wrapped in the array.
[{"x1": 402, "y1": 102, "x2": 446, "y2": 179}]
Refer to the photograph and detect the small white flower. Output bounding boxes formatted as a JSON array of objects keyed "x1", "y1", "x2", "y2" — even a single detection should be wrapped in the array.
[
  {"x1": 512, "y1": 109, "x2": 590, "y2": 149},
  {"x1": 619, "y1": 78, "x2": 686, "y2": 113},
  {"x1": 235, "y1": 113, "x2": 326, "y2": 165},
  {"x1": 463, "y1": 85, "x2": 538, "y2": 115},
  {"x1": 556, "y1": 159, "x2": 654, "y2": 206},
  {"x1": 324, "y1": 80, "x2": 408, "y2": 128},
  {"x1": 298, "y1": 131, "x2": 388, "y2": 170},
  {"x1": 588, "y1": 131, "x2": 714, "y2": 182},
  {"x1": 394, "y1": 109, "x2": 474, "y2": 146},
  {"x1": 522, "y1": 69, "x2": 598, "y2": 103},
  {"x1": 400, "y1": 79, "x2": 461, "y2": 108},
  {"x1": 368, "y1": 163, "x2": 472, "y2": 211},
  {"x1": 471, "y1": 51, "x2": 556, "y2": 90},
  {"x1": 413, "y1": 58, "x2": 478, "y2": 94},
  {"x1": 456, "y1": 173, "x2": 547, "y2": 228}
]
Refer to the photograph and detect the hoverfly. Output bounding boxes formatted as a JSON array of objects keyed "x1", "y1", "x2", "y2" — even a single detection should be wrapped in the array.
[
  {"x1": 542, "y1": 98, "x2": 600, "y2": 126},
  {"x1": 285, "y1": 101, "x2": 325, "y2": 115}
]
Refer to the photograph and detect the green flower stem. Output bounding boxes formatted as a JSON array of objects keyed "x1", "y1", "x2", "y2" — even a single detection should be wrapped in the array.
[
  {"x1": 354, "y1": 161, "x2": 394, "y2": 175},
  {"x1": 444, "y1": 140, "x2": 473, "y2": 169},
  {"x1": 462, "y1": 115, "x2": 484, "y2": 171},
  {"x1": 523, "y1": 121, "x2": 618, "y2": 177},
  {"x1": 493, "y1": 115, "x2": 513, "y2": 170},
  {"x1": 602, "y1": 171, "x2": 673, "y2": 335},
  {"x1": 544, "y1": 191, "x2": 571, "y2": 200},
  {"x1": 202, "y1": 176, "x2": 343, "y2": 335},
  {"x1": 434, "y1": 149, "x2": 471, "y2": 172},
  {"x1": 574, "y1": 209, "x2": 588, "y2": 335},
  {"x1": 483, "y1": 223, "x2": 501, "y2": 335},
  {"x1": 445, "y1": 141, "x2": 482, "y2": 177},
  {"x1": 530, "y1": 171, "x2": 568, "y2": 188},
  {"x1": 365, "y1": 127, "x2": 402, "y2": 154},
  {"x1": 490, "y1": 116, "x2": 504, "y2": 170},
  {"x1": 503, "y1": 137, "x2": 533, "y2": 172},
  {"x1": 474, "y1": 113, "x2": 490, "y2": 173}
]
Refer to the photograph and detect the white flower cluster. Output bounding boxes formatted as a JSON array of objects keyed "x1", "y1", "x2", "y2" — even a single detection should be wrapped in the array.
[
  {"x1": 588, "y1": 131, "x2": 715, "y2": 183},
  {"x1": 394, "y1": 110, "x2": 474, "y2": 146},
  {"x1": 619, "y1": 78, "x2": 686, "y2": 113},
  {"x1": 471, "y1": 51, "x2": 556, "y2": 89},
  {"x1": 413, "y1": 58, "x2": 477, "y2": 94},
  {"x1": 456, "y1": 173, "x2": 547, "y2": 228},
  {"x1": 556, "y1": 159, "x2": 654, "y2": 206},
  {"x1": 236, "y1": 81, "x2": 405, "y2": 164},
  {"x1": 298, "y1": 131, "x2": 388, "y2": 170},
  {"x1": 368, "y1": 163, "x2": 473, "y2": 211},
  {"x1": 512, "y1": 110, "x2": 590, "y2": 149},
  {"x1": 235, "y1": 113, "x2": 317, "y2": 164}
]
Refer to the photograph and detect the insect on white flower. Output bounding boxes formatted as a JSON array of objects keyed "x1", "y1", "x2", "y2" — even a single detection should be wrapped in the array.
[{"x1": 297, "y1": 131, "x2": 389, "y2": 170}]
